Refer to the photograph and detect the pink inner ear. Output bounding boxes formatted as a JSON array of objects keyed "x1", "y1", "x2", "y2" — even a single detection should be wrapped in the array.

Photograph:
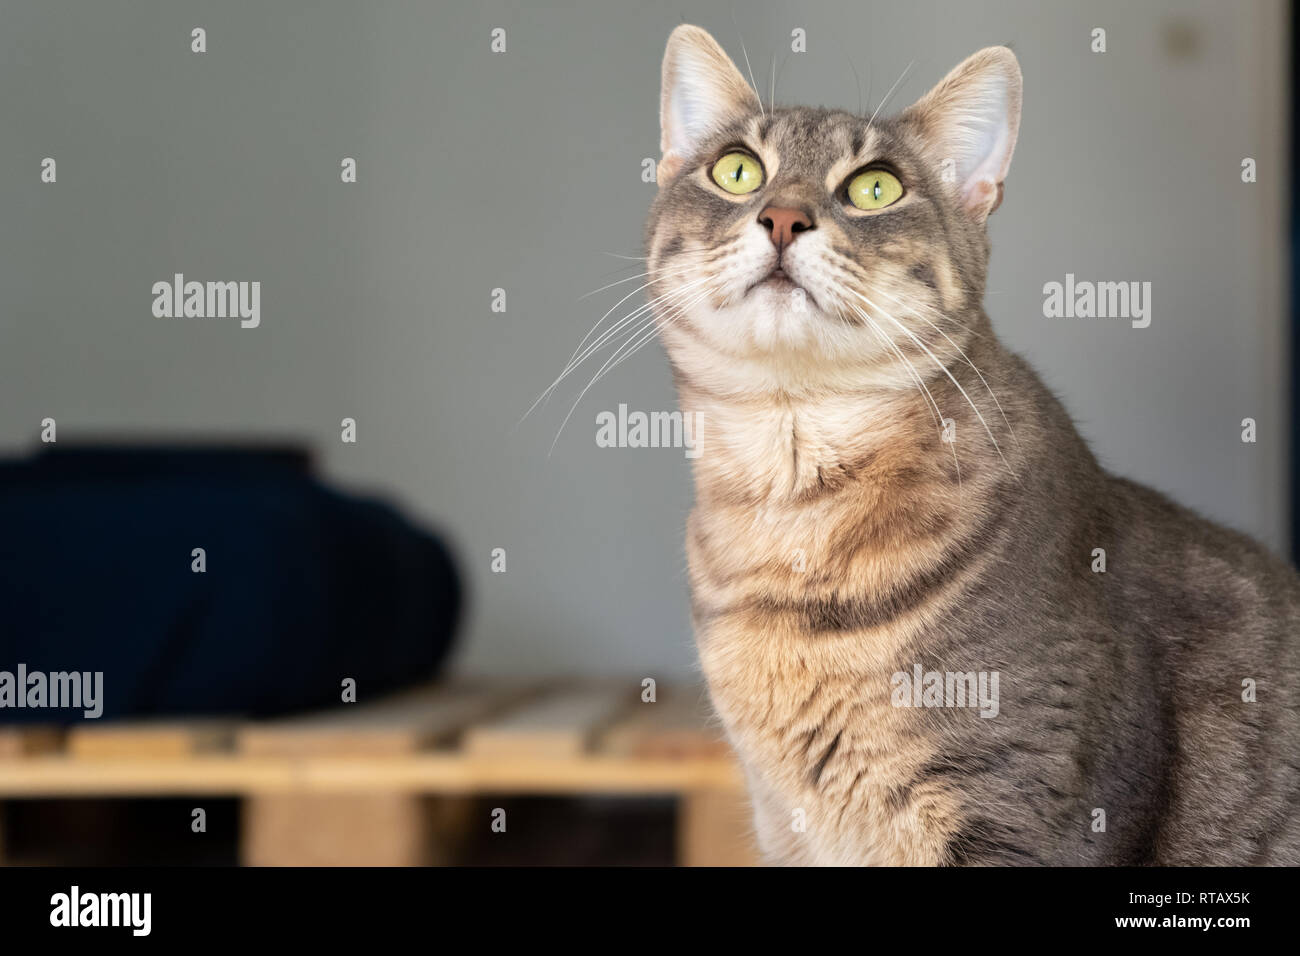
[
  {"x1": 658, "y1": 153, "x2": 684, "y2": 184},
  {"x1": 951, "y1": 104, "x2": 1014, "y2": 215},
  {"x1": 962, "y1": 177, "x2": 1004, "y2": 216},
  {"x1": 962, "y1": 177, "x2": 998, "y2": 211}
]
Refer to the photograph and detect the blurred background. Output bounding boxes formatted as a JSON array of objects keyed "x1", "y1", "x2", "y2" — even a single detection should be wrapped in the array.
[{"x1": 0, "y1": 0, "x2": 1291, "y2": 865}]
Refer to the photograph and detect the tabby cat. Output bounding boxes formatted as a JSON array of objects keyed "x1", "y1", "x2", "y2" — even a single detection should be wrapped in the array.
[{"x1": 644, "y1": 25, "x2": 1300, "y2": 865}]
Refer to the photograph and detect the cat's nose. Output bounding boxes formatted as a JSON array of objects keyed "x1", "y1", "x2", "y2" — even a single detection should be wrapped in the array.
[{"x1": 758, "y1": 206, "x2": 814, "y2": 250}]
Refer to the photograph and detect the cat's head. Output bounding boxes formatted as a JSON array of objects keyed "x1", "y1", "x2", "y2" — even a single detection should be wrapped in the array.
[{"x1": 647, "y1": 26, "x2": 1021, "y2": 392}]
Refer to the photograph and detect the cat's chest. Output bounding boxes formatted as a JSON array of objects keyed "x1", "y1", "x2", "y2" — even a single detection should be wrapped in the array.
[
  {"x1": 685, "y1": 498, "x2": 969, "y2": 863},
  {"x1": 696, "y1": 619, "x2": 957, "y2": 865}
]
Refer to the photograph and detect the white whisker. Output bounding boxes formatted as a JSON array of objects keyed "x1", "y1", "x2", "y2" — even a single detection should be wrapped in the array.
[
  {"x1": 854, "y1": 289, "x2": 1016, "y2": 479},
  {"x1": 519, "y1": 276, "x2": 716, "y2": 427},
  {"x1": 565, "y1": 274, "x2": 715, "y2": 376},
  {"x1": 737, "y1": 35, "x2": 765, "y2": 119},
  {"x1": 579, "y1": 261, "x2": 707, "y2": 301},
  {"x1": 868, "y1": 60, "x2": 913, "y2": 129},
  {"x1": 866, "y1": 283, "x2": 1020, "y2": 451},
  {"x1": 549, "y1": 285, "x2": 717, "y2": 454},
  {"x1": 851, "y1": 307, "x2": 940, "y2": 428},
  {"x1": 850, "y1": 303, "x2": 962, "y2": 491}
]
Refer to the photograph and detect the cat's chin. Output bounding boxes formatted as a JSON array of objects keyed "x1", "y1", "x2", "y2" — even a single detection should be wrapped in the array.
[
  {"x1": 704, "y1": 295, "x2": 845, "y2": 359},
  {"x1": 745, "y1": 274, "x2": 812, "y2": 310}
]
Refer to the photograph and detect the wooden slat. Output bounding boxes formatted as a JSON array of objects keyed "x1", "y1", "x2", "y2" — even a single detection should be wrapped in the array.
[
  {"x1": 66, "y1": 719, "x2": 234, "y2": 759},
  {"x1": 0, "y1": 725, "x2": 64, "y2": 758},
  {"x1": 0, "y1": 753, "x2": 744, "y2": 796},
  {"x1": 598, "y1": 689, "x2": 730, "y2": 759},
  {"x1": 239, "y1": 683, "x2": 522, "y2": 866},
  {"x1": 242, "y1": 794, "x2": 433, "y2": 866},
  {"x1": 679, "y1": 788, "x2": 761, "y2": 867},
  {"x1": 462, "y1": 683, "x2": 636, "y2": 759},
  {"x1": 238, "y1": 682, "x2": 532, "y2": 757}
]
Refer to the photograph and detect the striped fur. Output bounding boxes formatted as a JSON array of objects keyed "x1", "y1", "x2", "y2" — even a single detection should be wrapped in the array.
[{"x1": 646, "y1": 27, "x2": 1300, "y2": 865}]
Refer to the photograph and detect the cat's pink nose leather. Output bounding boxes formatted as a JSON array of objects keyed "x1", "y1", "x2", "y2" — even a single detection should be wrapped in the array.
[{"x1": 758, "y1": 206, "x2": 814, "y2": 250}]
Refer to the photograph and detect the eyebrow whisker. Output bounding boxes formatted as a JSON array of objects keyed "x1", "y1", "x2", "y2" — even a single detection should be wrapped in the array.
[{"x1": 867, "y1": 59, "x2": 914, "y2": 130}]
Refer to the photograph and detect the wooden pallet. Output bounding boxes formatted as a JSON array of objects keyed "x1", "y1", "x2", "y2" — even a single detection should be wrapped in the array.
[{"x1": 0, "y1": 680, "x2": 756, "y2": 866}]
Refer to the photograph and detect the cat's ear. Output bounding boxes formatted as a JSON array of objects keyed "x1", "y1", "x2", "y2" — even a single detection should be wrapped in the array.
[
  {"x1": 900, "y1": 46, "x2": 1022, "y2": 221},
  {"x1": 659, "y1": 25, "x2": 761, "y2": 184}
]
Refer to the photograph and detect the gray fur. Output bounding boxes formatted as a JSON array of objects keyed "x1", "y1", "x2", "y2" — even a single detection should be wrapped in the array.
[{"x1": 646, "y1": 33, "x2": 1300, "y2": 865}]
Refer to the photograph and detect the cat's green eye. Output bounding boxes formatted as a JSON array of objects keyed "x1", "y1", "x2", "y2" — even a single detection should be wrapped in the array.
[
  {"x1": 711, "y1": 152, "x2": 763, "y2": 195},
  {"x1": 846, "y1": 169, "x2": 904, "y2": 210}
]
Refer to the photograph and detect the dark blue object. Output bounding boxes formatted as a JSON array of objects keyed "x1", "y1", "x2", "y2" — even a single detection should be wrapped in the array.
[{"x1": 0, "y1": 445, "x2": 462, "y2": 722}]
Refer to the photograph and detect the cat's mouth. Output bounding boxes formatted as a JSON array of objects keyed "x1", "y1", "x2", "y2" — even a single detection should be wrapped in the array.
[
  {"x1": 746, "y1": 266, "x2": 824, "y2": 312},
  {"x1": 748, "y1": 266, "x2": 811, "y2": 302}
]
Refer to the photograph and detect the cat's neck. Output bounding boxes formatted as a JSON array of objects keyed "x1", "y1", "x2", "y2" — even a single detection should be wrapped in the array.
[
  {"x1": 675, "y1": 381, "x2": 934, "y2": 507},
  {"x1": 665, "y1": 306, "x2": 1021, "y2": 517}
]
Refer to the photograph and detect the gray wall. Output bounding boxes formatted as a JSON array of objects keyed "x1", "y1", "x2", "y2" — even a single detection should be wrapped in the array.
[{"x1": 0, "y1": 0, "x2": 1289, "y2": 679}]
